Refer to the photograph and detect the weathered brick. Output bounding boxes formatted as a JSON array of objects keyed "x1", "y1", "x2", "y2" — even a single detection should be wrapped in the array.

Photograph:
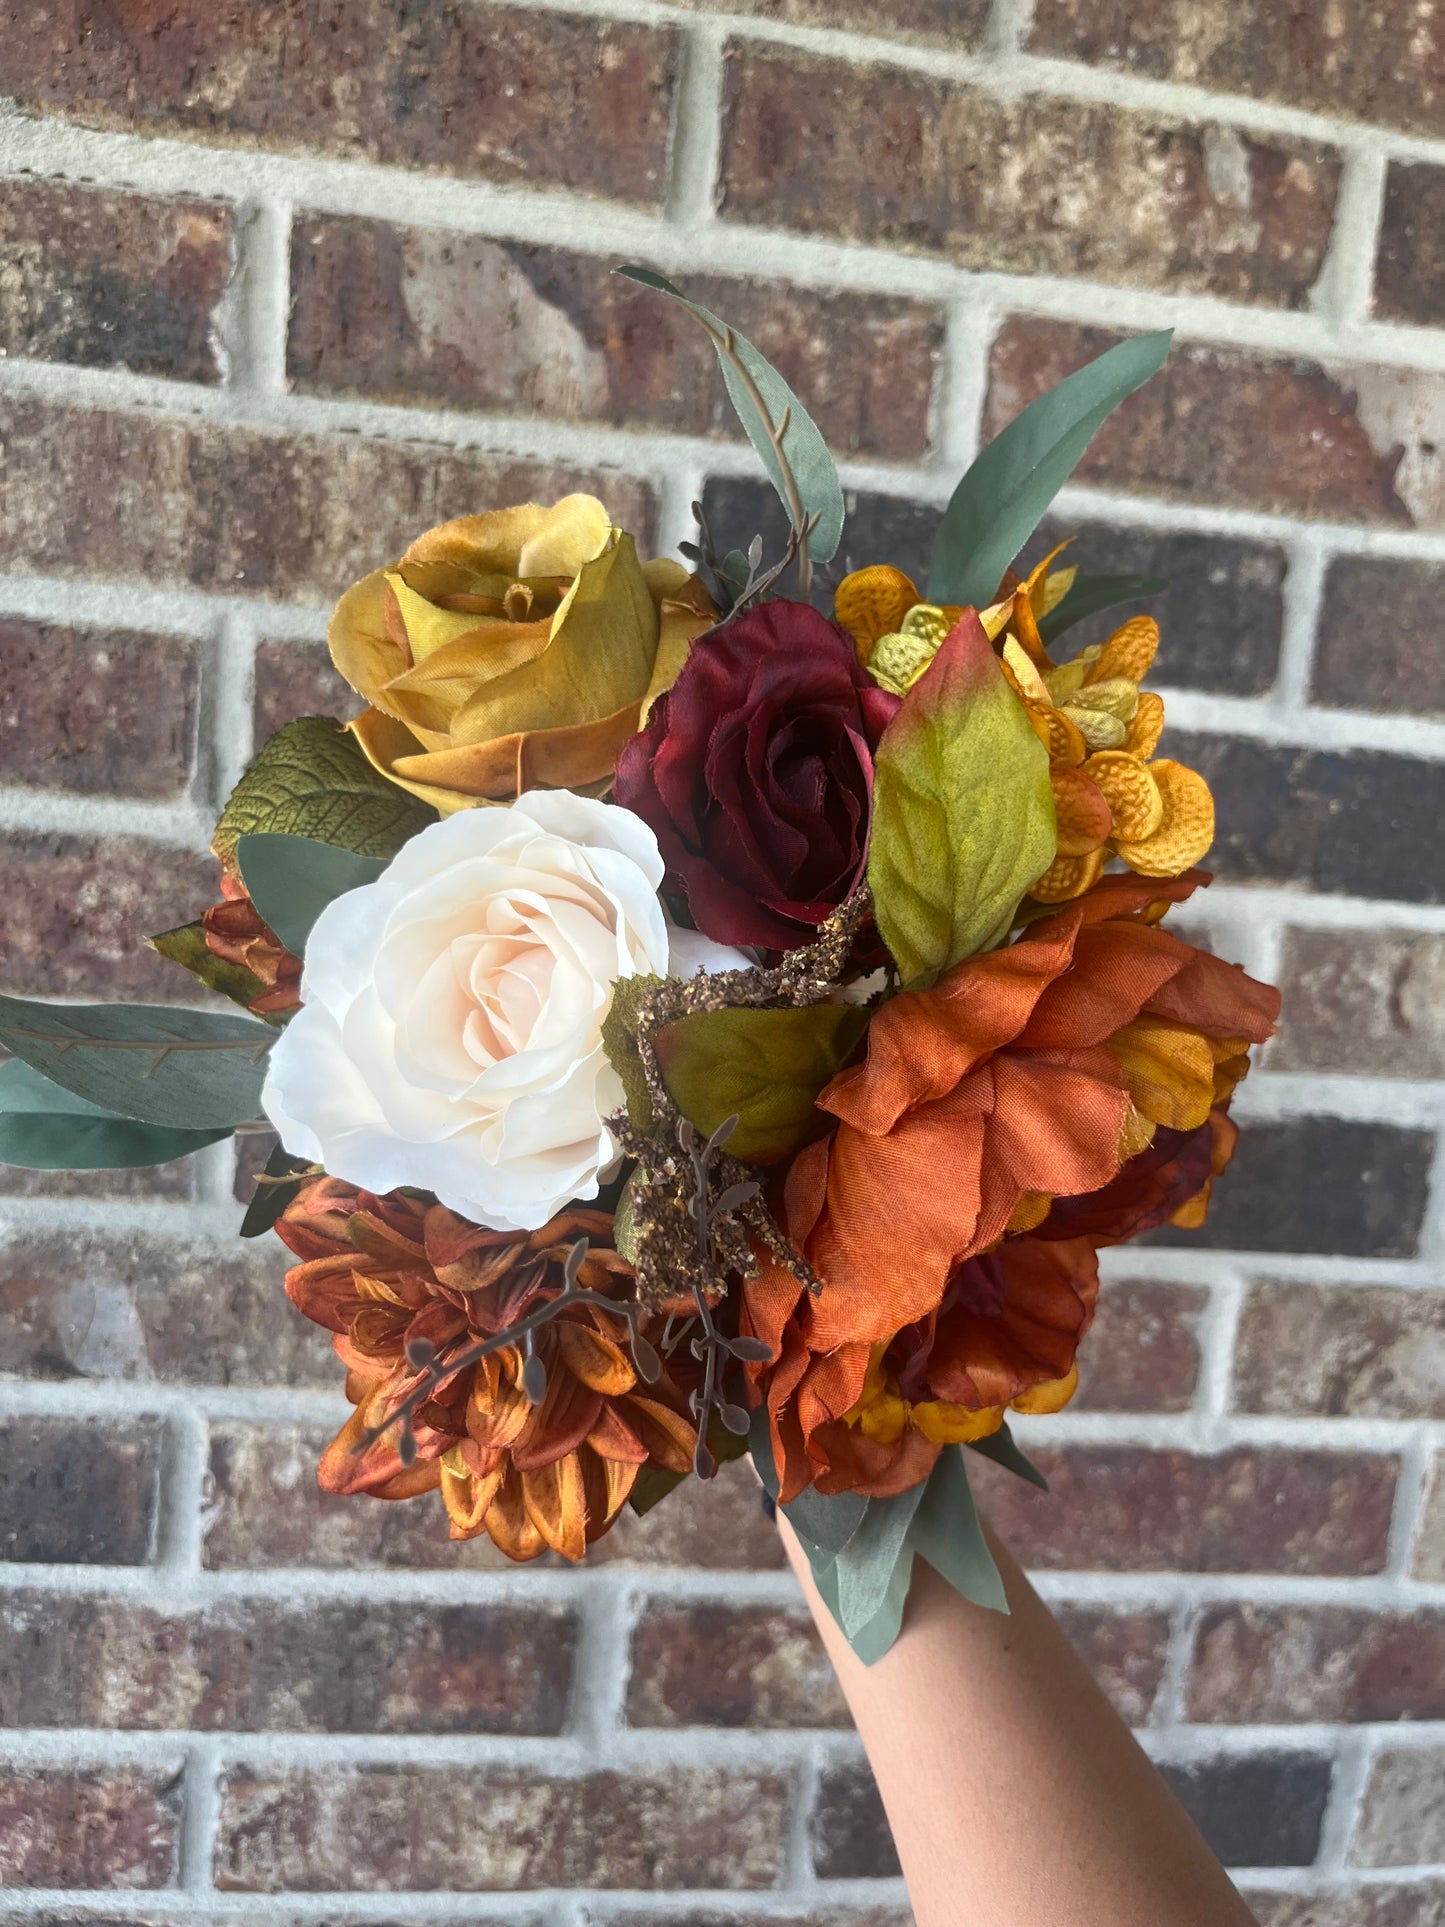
[
  {"x1": 1413, "y1": 1453, "x2": 1445, "y2": 1582},
  {"x1": 987, "y1": 319, "x2": 1445, "y2": 527},
  {"x1": 1250, "y1": 1889, "x2": 1445, "y2": 1927},
  {"x1": 0, "y1": 620, "x2": 198, "y2": 796},
  {"x1": 4, "y1": 3, "x2": 676, "y2": 208},
  {"x1": 974, "y1": 1444, "x2": 1398, "y2": 1574},
  {"x1": 0, "y1": 1591, "x2": 576, "y2": 1734},
  {"x1": 0, "y1": 832, "x2": 218, "y2": 1000},
  {"x1": 1188, "y1": 1603, "x2": 1445, "y2": 1724},
  {"x1": 1152, "y1": 1116, "x2": 1433, "y2": 1259},
  {"x1": 0, "y1": 175, "x2": 231, "y2": 381},
  {"x1": 0, "y1": 396, "x2": 655, "y2": 606},
  {"x1": 1377, "y1": 163, "x2": 1445, "y2": 328},
  {"x1": 1074, "y1": 1281, "x2": 1205, "y2": 1412},
  {"x1": 0, "y1": 1144, "x2": 199, "y2": 1202},
  {"x1": 1273, "y1": 928, "x2": 1445, "y2": 1079},
  {"x1": 1053, "y1": 1606, "x2": 1173, "y2": 1724},
  {"x1": 0, "y1": 1766, "x2": 181, "y2": 1888},
  {"x1": 719, "y1": 47, "x2": 1338, "y2": 306},
  {"x1": 0, "y1": 1234, "x2": 332, "y2": 1387},
  {"x1": 0, "y1": 1415, "x2": 161, "y2": 1564},
  {"x1": 1354, "y1": 1747, "x2": 1445, "y2": 1866},
  {"x1": 1313, "y1": 553, "x2": 1445, "y2": 716},
  {"x1": 627, "y1": 1603, "x2": 848, "y2": 1728},
  {"x1": 586, "y1": 1456, "x2": 786, "y2": 1571},
  {"x1": 214, "y1": 1766, "x2": 788, "y2": 1891},
  {"x1": 1027, "y1": 0, "x2": 1445, "y2": 138},
  {"x1": 253, "y1": 639, "x2": 359, "y2": 744},
  {"x1": 289, "y1": 220, "x2": 942, "y2": 463},
  {"x1": 1157, "y1": 1753, "x2": 1331, "y2": 1868},
  {"x1": 810, "y1": 1761, "x2": 898, "y2": 1879},
  {"x1": 1234, "y1": 1281, "x2": 1445, "y2": 1418}
]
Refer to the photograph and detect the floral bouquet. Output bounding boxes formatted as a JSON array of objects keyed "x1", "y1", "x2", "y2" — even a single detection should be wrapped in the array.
[{"x1": 0, "y1": 270, "x2": 1278, "y2": 1660}]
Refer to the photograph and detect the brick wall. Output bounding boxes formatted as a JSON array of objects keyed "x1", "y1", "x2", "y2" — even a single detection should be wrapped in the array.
[{"x1": 0, "y1": 2, "x2": 1442, "y2": 1920}]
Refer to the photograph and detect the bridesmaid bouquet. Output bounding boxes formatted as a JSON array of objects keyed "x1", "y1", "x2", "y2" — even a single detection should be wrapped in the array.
[{"x1": 0, "y1": 270, "x2": 1277, "y2": 1660}]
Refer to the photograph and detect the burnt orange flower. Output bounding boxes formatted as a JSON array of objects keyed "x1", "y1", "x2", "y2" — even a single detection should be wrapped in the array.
[
  {"x1": 202, "y1": 871, "x2": 301, "y2": 1016},
  {"x1": 275, "y1": 1178, "x2": 695, "y2": 1561}
]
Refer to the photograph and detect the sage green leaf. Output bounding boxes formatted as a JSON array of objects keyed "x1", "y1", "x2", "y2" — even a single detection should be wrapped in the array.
[
  {"x1": 213, "y1": 714, "x2": 436, "y2": 869},
  {"x1": 148, "y1": 919, "x2": 271, "y2": 1015},
  {"x1": 928, "y1": 331, "x2": 1172, "y2": 609},
  {"x1": 0, "y1": 997, "x2": 274, "y2": 1130},
  {"x1": 967, "y1": 1420, "x2": 1049, "y2": 1491},
  {"x1": 749, "y1": 1404, "x2": 780, "y2": 1501},
  {"x1": 616, "y1": 267, "x2": 846, "y2": 563},
  {"x1": 0, "y1": 1057, "x2": 231, "y2": 1170},
  {"x1": 869, "y1": 610, "x2": 1055, "y2": 987},
  {"x1": 912, "y1": 1445, "x2": 1008, "y2": 1615},
  {"x1": 600, "y1": 972, "x2": 665, "y2": 1134},
  {"x1": 235, "y1": 834, "x2": 388, "y2": 960},
  {"x1": 239, "y1": 1138, "x2": 315, "y2": 1239},
  {"x1": 811, "y1": 1533, "x2": 915, "y2": 1666},
  {"x1": 783, "y1": 1484, "x2": 869, "y2": 1556},
  {"x1": 835, "y1": 1477, "x2": 930, "y2": 1638},
  {"x1": 1037, "y1": 572, "x2": 1167, "y2": 648},
  {"x1": 656, "y1": 1003, "x2": 867, "y2": 1164}
]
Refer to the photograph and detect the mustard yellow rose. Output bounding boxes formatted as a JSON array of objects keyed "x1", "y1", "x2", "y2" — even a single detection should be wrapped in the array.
[{"x1": 329, "y1": 494, "x2": 716, "y2": 813}]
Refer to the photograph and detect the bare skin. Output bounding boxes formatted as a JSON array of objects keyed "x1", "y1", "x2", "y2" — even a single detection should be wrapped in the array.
[{"x1": 780, "y1": 1514, "x2": 1258, "y2": 1927}]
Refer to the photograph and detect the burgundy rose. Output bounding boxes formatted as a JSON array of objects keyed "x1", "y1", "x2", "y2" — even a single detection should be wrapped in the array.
[{"x1": 613, "y1": 599, "x2": 899, "y2": 949}]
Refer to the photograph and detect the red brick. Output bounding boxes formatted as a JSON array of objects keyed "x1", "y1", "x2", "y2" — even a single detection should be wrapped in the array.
[
  {"x1": 974, "y1": 1444, "x2": 1398, "y2": 1574},
  {"x1": 0, "y1": 1234, "x2": 333, "y2": 1388},
  {"x1": 1053, "y1": 1606, "x2": 1173, "y2": 1724},
  {"x1": 1274, "y1": 928, "x2": 1445, "y2": 1079},
  {"x1": 1250, "y1": 1889, "x2": 1445, "y2": 1927},
  {"x1": 1074, "y1": 1281, "x2": 1204, "y2": 1412},
  {"x1": 0, "y1": 396, "x2": 655, "y2": 606},
  {"x1": 0, "y1": 174, "x2": 231, "y2": 381},
  {"x1": 0, "y1": 832, "x2": 219, "y2": 1000},
  {"x1": 1377, "y1": 163, "x2": 1445, "y2": 328},
  {"x1": 1188, "y1": 1603, "x2": 1445, "y2": 1723},
  {"x1": 1313, "y1": 553, "x2": 1445, "y2": 716},
  {"x1": 0, "y1": 1766, "x2": 180, "y2": 1888},
  {"x1": 674, "y1": 0, "x2": 982, "y2": 36},
  {"x1": 628, "y1": 1603, "x2": 848, "y2": 1728},
  {"x1": 214, "y1": 1766, "x2": 788, "y2": 1891},
  {"x1": 0, "y1": 1591, "x2": 576, "y2": 1734},
  {"x1": 4, "y1": 2, "x2": 676, "y2": 208},
  {"x1": 720, "y1": 46, "x2": 1339, "y2": 306},
  {"x1": 289, "y1": 220, "x2": 943, "y2": 464},
  {"x1": 253, "y1": 639, "x2": 360, "y2": 744},
  {"x1": 811, "y1": 1762, "x2": 898, "y2": 1879},
  {"x1": 0, "y1": 1416, "x2": 162, "y2": 1565},
  {"x1": 0, "y1": 620, "x2": 198, "y2": 796},
  {"x1": 1413, "y1": 1452, "x2": 1445, "y2": 1582},
  {"x1": 1027, "y1": 0, "x2": 1445, "y2": 137},
  {"x1": 590, "y1": 1456, "x2": 786, "y2": 1571},
  {"x1": 1233, "y1": 1281, "x2": 1445, "y2": 1418},
  {"x1": 1354, "y1": 1748, "x2": 1445, "y2": 1866},
  {"x1": 986, "y1": 319, "x2": 1445, "y2": 526}
]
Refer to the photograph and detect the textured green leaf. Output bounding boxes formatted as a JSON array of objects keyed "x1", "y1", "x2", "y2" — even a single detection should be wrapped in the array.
[
  {"x1": 0, "y1": 997, "x2": 274, "y2": 1130},
  {"x1": 148, "y1": 919, "x2": 271, "y2": 1015},
  {"x1": 656, "y1": 1003, "x2": 867, "y2": 1164},
  {"x1": 600, "y1": 973, "x2": 665, "y2": 1134},
  {"x1": 0, "y1": 1058, "x2": 231, "y2": 1170},
  {"x1": 869, "y1": 610, "x2": 1056, "y2": 987},
  {"x1": 928, "y1": 331, "x2": 1172, "y2": 609},
  {"x1": 968, "y1": 1420, "x2": 1050, "y2": 1491},
  {"x1": 239, "y1": 1138, "x2": 316, "y2": 1238},
  {"x1": 616, "y1": 267, "x2": 846, "y2": 564},
  {"x1": 213, "y1": 714, "x2": 435, "y2": 868},
  {"x1": 235, "y1": 834, "x2": 388, "y2": 960},
  {"x1": 1037, "y1": 572, "x2": 1167, "y2": 648}
]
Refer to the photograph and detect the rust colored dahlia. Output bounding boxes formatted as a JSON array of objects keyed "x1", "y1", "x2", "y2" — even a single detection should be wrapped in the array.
[{"x1": 275, "y1": 1178, "x2": 695, "y2": 1560}]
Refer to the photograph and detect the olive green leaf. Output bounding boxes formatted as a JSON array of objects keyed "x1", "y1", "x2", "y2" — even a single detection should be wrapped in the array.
[
  {"x1": 928, "y1": 331, "x2": 1172, "y2": 610},
  {"x1": 214, "y1": 714, "x2": 436, "y2": 869},
  {"x1": 235, "y1": 833, "x2": 388, "y2": 961},
  {"x1": 1037, "y1": 572, "x2": 1167, "y2": 648},
  {"x1": 239, "y1": 1138, "x2": 316, "y2": 1239},
  {"x1": 869, "y1": 610, "x2": 1055, "y2": 988},
  {"x1": 600, "y1": 973, "x2": 665, "y2": 1134},
  {"x1": 656, "y1": 1003, "x2": 867, "y2": 1165},
  {"x1": 148, "y1": 919, "x2": 272, "y2": 1016},
  {"x1": 0, "y1": 1057, "x2": 232, "y2": 1170}
]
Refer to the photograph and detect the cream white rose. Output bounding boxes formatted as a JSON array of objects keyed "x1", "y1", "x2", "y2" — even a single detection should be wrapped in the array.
[{"x1": 262, "y1": 792, "x2": 740, "y2": 1232}]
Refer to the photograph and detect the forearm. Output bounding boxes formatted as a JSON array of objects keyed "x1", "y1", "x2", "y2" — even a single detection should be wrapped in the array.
[{"x1": 780, "y1": 1515, "x2": 1257, "y2": 1927}]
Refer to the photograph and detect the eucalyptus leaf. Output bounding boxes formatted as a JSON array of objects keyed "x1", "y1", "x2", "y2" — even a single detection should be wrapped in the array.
[
  {"x1": 214, "y1": 715, "x2": 436, "y2": 868},
  {"x1": 0, "y1": 1058, "x2": 231, "y2": 1170},
  {"x1": 0, "y1": 997, "x2": 274, "y2": 1131},
  {"x1": 148, "y1": 919, "x2": 272, "y2": 1015},
  {"x1": 235, "y1": 834, "x2": 388, "y2": 959},
  {"x1": 782, "y1": 1484, "x2": 870, "y2": 1556},
  {"x1": 239, "y1": 1138, "x2": 315, "y2": 1238},
  {"x1": 656, "y1": 1003, "x2": 866, "y2": 1163},
  {"x1": 928, "y1": 331, "x2": 1172, "y2": 609},
  {"x1": 835, "y1": 1477, "x2": 929, "y2": 1638},
  {"x1": 967, "y1": 1420, "x2": 1050, "y2": 1491},
  {"x1": 811, "y1": 1533, "x2": 916, "y2": 1666},
  {"x1": 616, "y1": 266, "x2": 845, "y2": 564},
  {"x1": 749, "y1": 1403, "x2": 780, "y2": 1500},
  {"x1": 912, "y1": 1446, "x2": 1008, "y2": 1615},
  {"x1": 1037, "y1": 572, "x2": 1167, "y2": 648}
]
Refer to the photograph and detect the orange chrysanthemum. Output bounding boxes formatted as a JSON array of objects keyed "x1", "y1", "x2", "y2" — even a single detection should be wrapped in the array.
[{"x1": 275, "y1": 1179, "x2": 695, "y2": 1561}]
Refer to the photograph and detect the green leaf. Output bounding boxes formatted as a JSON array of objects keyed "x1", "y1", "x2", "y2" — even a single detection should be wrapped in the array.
[
  {"x1": 0, "y1": 997, "x2": 274, "y2": 1131},
  {"x1": 783, "y1": 1484, "x2": 870, "y2": 1556},
  {"x1": 235, "y1": 834, "x2": 388, "y2": 960},
  {"x1": 239, "y1": 1138, "x2": 315, "y2": 1238},
  {"x1": 148, "y1": 920, "x2": 271, "y2": 1016},
  {"x1": 656, "y1": 1003, "x2": 867, "y2": 1164},
  {"x1": 835, "y1": 1477, "x2": 930, "y2": 1637},
  {"x1": 0, "y1": 1058, "x2": 231, "y2": 1170},
  {"x1": 611, "y1": 1169, "x2": 642, "y2": 1265},
  {"x1": 967, "y1": 1420, "x2": 1049, "y2": 1491},
  {"x1": 600, "y1": 973, "x2": 665, "y2": 1134},
  {"x1": 928, "y1": 331, "x2": 1173, "y2": 609},
  {"x1": 1037, "y1": 572, "x2": 1167, "y2": 648},
  {"x1": 869, "y1": 610, "x2": 1056, "y2": 987},
  {"x1": 213, "y1": 714, "x2": 436, "y2": 869},
  {"x1": 616, "y1": 266, "x2": 846, "y2": 564},
  {"x1": 911, "y1": 1445, "x2": 1008, "y2": 1616},
  {"x1": 749, "y1": 1403, "x2": 780, "y2": 1500},
  {"x1": 627, "y1": 1416, "x2": 748, "y2": 1518}
]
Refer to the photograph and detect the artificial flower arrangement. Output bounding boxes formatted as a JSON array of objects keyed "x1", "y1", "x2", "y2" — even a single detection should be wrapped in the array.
[{"x1": 0, "y1": 269, "x2": 1278, "y2": 1659}]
